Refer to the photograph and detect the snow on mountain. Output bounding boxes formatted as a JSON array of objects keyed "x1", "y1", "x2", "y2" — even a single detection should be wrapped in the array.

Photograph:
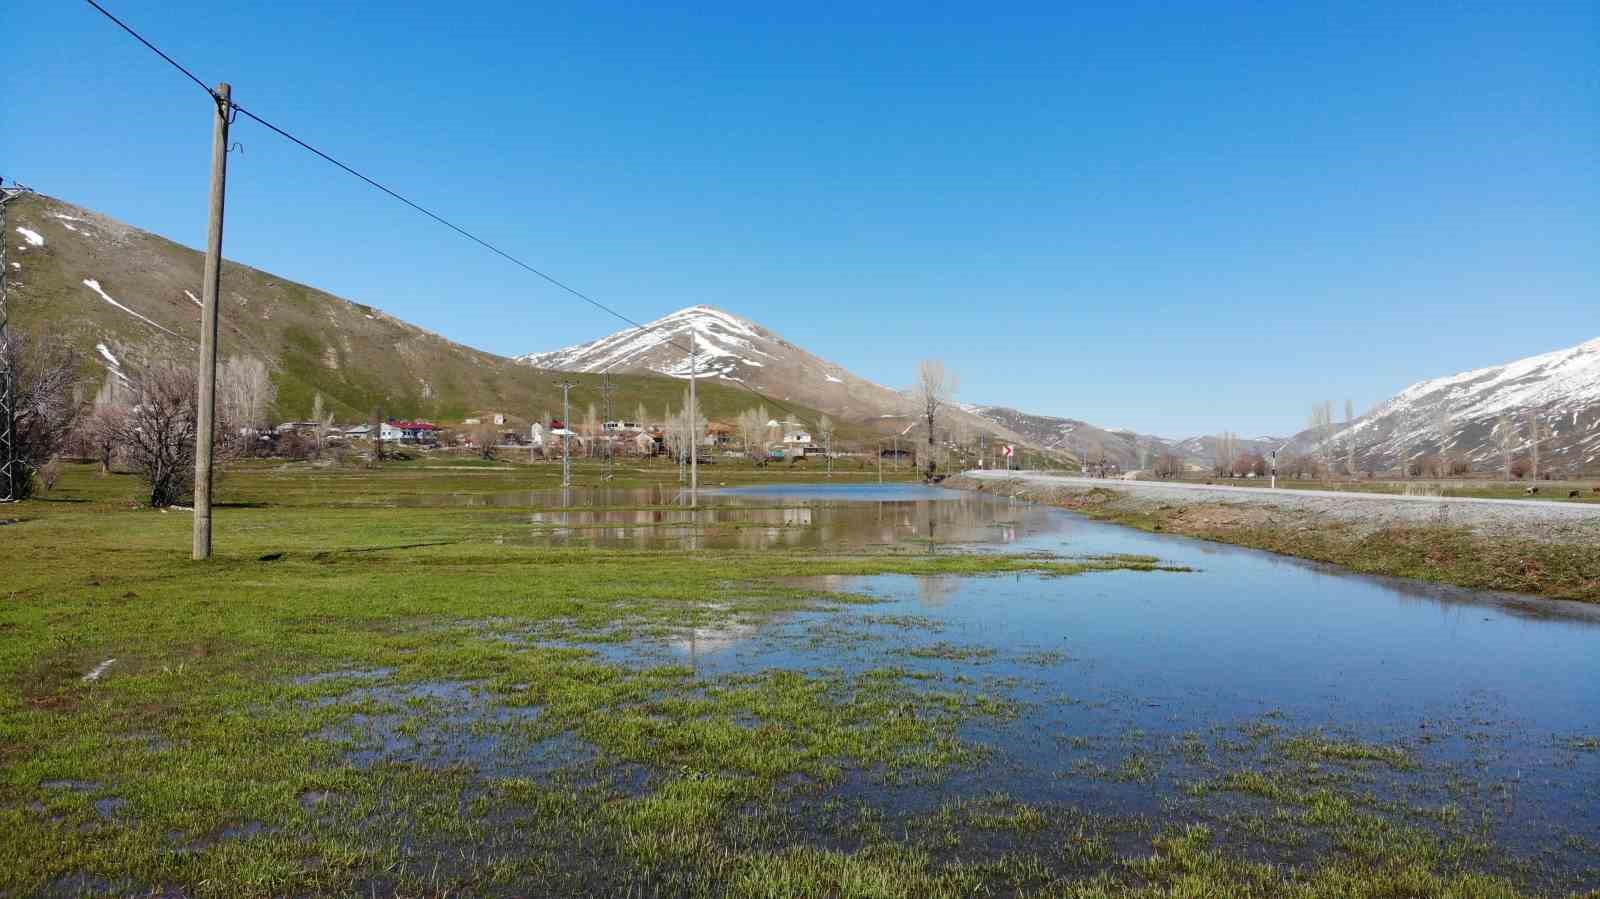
[
  {"x1": 518, "y1": 306, "x2": 777, "y2": 381},
  {"x1": 1308, "y1": 337, "x2": 1600, "y2": 473},
  {"x1": 519, "y1": 306, "x2": 1049, "y2": 450}
]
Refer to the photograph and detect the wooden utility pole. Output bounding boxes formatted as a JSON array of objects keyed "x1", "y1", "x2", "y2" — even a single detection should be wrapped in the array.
[{"x1": 193, "y1": 83, "x2": 231, "y2": 560}]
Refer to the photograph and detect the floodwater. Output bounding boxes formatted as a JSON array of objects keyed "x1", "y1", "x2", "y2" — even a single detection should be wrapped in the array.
[
  {"x1": 398, "y1": 482, "x2": 1066, "y2": 550},
  {"x1": 586, "y1": 484, "x2": 1597, "y2": 885},
  {"x1": 381, "y1": 484, "x2": 1600, "y2": 887}
]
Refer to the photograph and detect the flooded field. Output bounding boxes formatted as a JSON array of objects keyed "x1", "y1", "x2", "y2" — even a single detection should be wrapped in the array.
[
  {"x1": 12, "y1": 473, "x2": 1598, "y2": 896},
  {"x1": 366, "y1": 485, "x2": 1600, "y2": 891}
]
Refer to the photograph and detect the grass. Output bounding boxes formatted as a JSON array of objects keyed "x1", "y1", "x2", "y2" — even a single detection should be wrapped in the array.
[
  {"x1": 3, "y1": 463, "x2": 1594, "y2": 896},
  {"x1": 1167, "y1": 474, "x2": 1600, "y2": 504}
]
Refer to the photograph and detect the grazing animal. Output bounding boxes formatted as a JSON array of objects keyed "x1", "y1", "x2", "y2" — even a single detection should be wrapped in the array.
[
  {"x1": 1525, "y1": 486, "x2": 1539, "y2": 495},
  {"x1": 1569, "y1": 490, "x2": 1581, "y2": 499},
  {"x1": 1593, "y1": 487, "x2": 1600, "y2": 494}
]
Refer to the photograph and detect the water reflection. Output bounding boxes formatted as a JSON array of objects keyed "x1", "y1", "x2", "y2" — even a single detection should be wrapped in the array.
[{"x1": 446, "y1": 485, "x2": 1062, "y2": 551}]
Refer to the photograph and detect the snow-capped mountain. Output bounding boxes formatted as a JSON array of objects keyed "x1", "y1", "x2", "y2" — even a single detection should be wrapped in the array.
[
  {"x1": 519, "y1": 306, "x2": 890, "y2": 417},
  {"x1": 1308, "y1": 337, "x2": 1600, "y2": 473},
  {"x1": 519, "y1": 306, "x2": 1051, "y2": 450}
]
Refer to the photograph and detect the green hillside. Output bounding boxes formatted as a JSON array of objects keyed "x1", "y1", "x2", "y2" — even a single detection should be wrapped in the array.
[{"x1": 5, "y1": 193, "x2": 822, "y2": 428}]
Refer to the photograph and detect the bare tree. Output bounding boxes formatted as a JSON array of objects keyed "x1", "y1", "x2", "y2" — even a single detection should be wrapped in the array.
[
  {"x1": 1343, "y1": 399, "x2": 1357, "y2": 476},
  {"x1": 736, "y1": 407, "x2": 764, "y2": 461},
  {"x1": 1433, "y1": 409, "x2": 1454, "y2": 478},
  {"x1": 915, "y1": 360, "x2": 956, "y2": 477},
  {"x1": 818, "y1": 413, "x2": 835, "y2": 473},
  {"x1": 473, "y1": 421, "x2": 499, "y2": 460},
  {"x1": 369, "y1": 407, "x2": 386, "y2": 465},
  {"x1": 1153, "y1": 450, "x2": 1183, "y2": 479},
  {"x1": 1, "y1": 330, "x2": 82, "y2": 498},
  {"x1": 1213, "y1": 431, "x2": 1238, "y2": 478},
  {"x1": 634, "y1": 402, "x2": 648, "y2": 430},
  {"x1": 1308, "y1": 401, "x2": 1333, "y2": 477},
  {"x1": 1525, "y1": 411, "x2": 1543, "y2": 480},
  {"x1": 217, "y1": 356, "x2": 275, "y2": 454},
  {"x1": 81, "y1": 377, "x2": 129, "y2": 475},
  {"x1": 310, "y1": 392, "x2": 330, "y2": 457},
  {"x1": 117, "y1": 361, "x2": 199, "y2": 507},
  {"x1": 1494, "y1": 413, "x2": 1516, "y2": 481}
]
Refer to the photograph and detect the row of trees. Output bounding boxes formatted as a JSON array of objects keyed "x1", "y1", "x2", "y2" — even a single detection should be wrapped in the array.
[{"x1": 4, "y1": 328, "x2": 279, "y2": 505}]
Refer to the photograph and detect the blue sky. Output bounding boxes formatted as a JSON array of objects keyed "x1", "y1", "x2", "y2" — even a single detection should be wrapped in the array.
[{"x1": 7, "y1": 1, "x2": 1595, "y2": 437}]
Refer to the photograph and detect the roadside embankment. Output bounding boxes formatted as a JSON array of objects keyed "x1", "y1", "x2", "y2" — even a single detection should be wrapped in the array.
[{"x1": 951, "y1": 471, "x2": 1600, "y2": 602}]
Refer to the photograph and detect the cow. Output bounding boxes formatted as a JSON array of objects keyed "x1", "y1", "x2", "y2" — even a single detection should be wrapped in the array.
[
  {"x1": 1569, "y1": 490, "x2": 1581, "y2": 499},
  {"x1": 1525, "y1": 486, "x2": 1539, "y2": 495}
]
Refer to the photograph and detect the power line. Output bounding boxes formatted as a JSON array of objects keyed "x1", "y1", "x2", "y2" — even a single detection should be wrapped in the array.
[
  {"x1": 83, "y1": 0, "x2": 217, "y2": 100},
  {"x1": 81, "y1": 0, "x2": 821, "y2": 428}
]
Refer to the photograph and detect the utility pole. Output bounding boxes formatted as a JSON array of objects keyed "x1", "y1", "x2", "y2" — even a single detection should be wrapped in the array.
[
  {"x1": 688, "y1": 330, "x2": 698, "y2": 505},
  {"x1": 0, "y1": 177, "x2": 33, "y2": 503},
  {"x1": 599, "y1": 372, "x2": 616, "y2": 481},
  {"x1": 557, "y1": 379, "x2": 577, "y2": 487},
  {"x1": 193, "y1": 83, "x2": 232, "y2": 560}
]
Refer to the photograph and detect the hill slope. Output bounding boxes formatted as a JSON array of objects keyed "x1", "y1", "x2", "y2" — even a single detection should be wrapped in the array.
[{"x1": 4, "y1": 193, "x2": 825, "y2": 427}]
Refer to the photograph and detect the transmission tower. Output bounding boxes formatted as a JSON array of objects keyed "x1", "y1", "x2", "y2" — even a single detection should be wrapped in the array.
[
  {"x1": 556, "y1": 379, "x2": 578, "y2": 488},
  {"x1": 0, "y1": 177, "x2": 34, "y2": 503},
  {"x1": 599, "y1": 372, "x2": 617, "y2": 481}
]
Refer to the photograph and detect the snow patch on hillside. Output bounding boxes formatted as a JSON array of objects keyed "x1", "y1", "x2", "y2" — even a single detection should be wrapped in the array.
[
  {"x1": 83, "y1": 279, "x2": 181, "y2": 338},
  {"x1": 16, "y1": 227, "x2": 43, "y2": 247}
]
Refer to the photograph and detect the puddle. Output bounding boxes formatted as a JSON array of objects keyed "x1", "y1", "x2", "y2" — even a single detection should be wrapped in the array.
[{"x1": 315, "y1": 680, "x2": 602, "y2": 782}]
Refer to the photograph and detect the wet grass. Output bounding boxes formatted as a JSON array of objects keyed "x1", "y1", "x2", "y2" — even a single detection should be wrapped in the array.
[
  {"x1": 3, "y1": 464, "x2": 1595, "y2": 896},
  {"x1": 957, "y1": 477, "x2": 1600, "y2": 602}
]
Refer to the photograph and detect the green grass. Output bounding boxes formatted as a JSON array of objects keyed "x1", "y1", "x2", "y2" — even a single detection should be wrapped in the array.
[{"x1": 2, "y1": 463, "x2": 1591, "y2": 897}]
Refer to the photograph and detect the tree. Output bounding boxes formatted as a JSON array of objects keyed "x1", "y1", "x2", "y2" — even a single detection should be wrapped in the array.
[
  {"x1": 584, "y1": 402, "x2": 600, "y2": 458},
  {"x1": 217, "y1": 356, "x2": 275, "y2": 455},
  {"x1": 1343, "y1": 399, "x2": 1357, "y2": 476},
  {"x1": 81, "y1": 377, "x2": 129, "y2": 475},
  {"x1": 818, "y1": 413, "x2": 835, "y2": 474},
  {"x1": 1235, "y1": 452, "x2": 1267, "y2": 478},
  {"x1": 369, "y1": 407, "x2": 386, "y2": 465},
  {"x1": 915, "y1": 360, "x2": 956, "y2": 477},
  {"x1": 117, "y1": 361, "x2": 199, "y2": 507},
  {"x1": 310, "y1": 392, "x2": 335, "y2": 457},
  {"x1": 472, "y1": 421, "x2": 499, "y2": 460},
  {"x1": 1153, "y1": 451, "x2": 1183, "y2": 479},
  {"x1": 634, "y1": 402, "x2": 649, "y2": 430},
  {"x1": 1213, "y1": 431, "x2": 1238, "y2": 477},
  {"x1": 1433, "y1": 409, "x2": 1454, "y2": 478},
  {"x1": 1525, "y1": 411, "x2": 1543, "y2": 480},
  {"x1": 736, "y1": 407, "x2": 765, "y2": 460},
  {"x1": 1308, "y1": 402, "x2": 1333, "y2": 477},
  {"x1": 1494, "y1": 413, "x2": 1517, "y2": 481},
  {"x1": 1, "y1": 329, "x2": 82, "y2": 498}
]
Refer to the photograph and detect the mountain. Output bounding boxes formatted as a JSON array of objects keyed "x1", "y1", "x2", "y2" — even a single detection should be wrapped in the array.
[
  {"x1": 970, "y1": 406, "x2": 1285, "y2": 472},
  {"x1": 1308, "y1": 338, "x2": 1600, "y2": 475},
  {"x1": 518, "y1": 306, "x2": 1049, "y2": 450},
  {"x1": 3, "y1": 193, "x2": 826, "y2": 426},
  {"x1": 518, "y1": 305, "x2": 910, "y2": 421}
]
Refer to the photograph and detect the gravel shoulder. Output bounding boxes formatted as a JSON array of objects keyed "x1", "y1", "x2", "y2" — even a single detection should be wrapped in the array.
[{"x1": 961, "y1": 471, "x2": 1600, "y2": 544}]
